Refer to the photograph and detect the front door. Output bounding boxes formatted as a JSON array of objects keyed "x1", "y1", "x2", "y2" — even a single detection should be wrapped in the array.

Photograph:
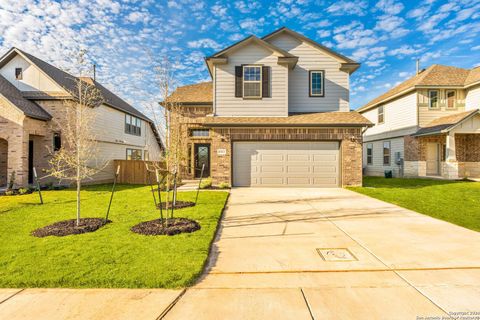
[
  {"x1": 28, "y1": 140, "x2": 34, "y2": 184},
  {"x1": 194, "y1": 144, "x2": 210, "y2": 178},
  {"x1": 426, "y1": 143, "x2": 440, "y2": 176}
]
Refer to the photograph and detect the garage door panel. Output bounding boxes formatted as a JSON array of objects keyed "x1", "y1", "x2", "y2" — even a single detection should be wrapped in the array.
[{"x1": 233, "y1": 141, "x2": 340, "y2": 187}]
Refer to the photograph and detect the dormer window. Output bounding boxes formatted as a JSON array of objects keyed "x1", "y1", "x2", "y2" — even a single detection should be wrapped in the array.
[
  {"x1": 15, "y1": 68, "x2": 23, "y2": 80},
  {"x1": 243, "y1": 66, "x2": 262, "y2": 98},
  {"x1": 309, "y1": 70, "x2": 324, "y2": 97}
]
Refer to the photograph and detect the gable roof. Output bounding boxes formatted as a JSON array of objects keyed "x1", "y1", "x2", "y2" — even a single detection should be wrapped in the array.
[
  {"x1": 0, "y1": 47, "x2": 150, "y2": 122},
  {"x1": 358, "y1": 64, "x2": 479, "y2": 112},
  {"x1": 262, "y1": 27, "x2": 358, "y2": 64},
  {"x1": 205, "y1": 35, "x2": 298, "y2": 76},
  {"x1": 167, "y1": 82, "x2": 213, "y2": 104},
  {"x1": 414, "y1": 109, "x2": 479, "y2": 136},
  {"x1": 0, "y1": 74, "x2": 51, "y2": 120}
]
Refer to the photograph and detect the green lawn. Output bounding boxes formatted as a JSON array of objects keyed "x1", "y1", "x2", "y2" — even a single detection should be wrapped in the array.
[
  {"x1": 349, "y1": 177, "x2": 480, "y2": 232},
  {"x1": 0, "y1": 185, "x2": 228, "y2": 288}
]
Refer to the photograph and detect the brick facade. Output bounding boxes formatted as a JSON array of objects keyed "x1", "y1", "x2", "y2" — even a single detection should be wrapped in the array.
[{"x1": 174, "y1": 107, "x2": 363, "y2": 187}]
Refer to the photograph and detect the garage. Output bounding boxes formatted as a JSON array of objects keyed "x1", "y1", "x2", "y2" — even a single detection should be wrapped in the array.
[{"x1": 232, "y1": 141, "x2": 340, "y2": 187}]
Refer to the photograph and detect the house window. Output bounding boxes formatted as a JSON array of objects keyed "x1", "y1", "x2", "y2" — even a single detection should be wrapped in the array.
[
  {"x1": 367, "y1": 143, "x2": 373, "y2": 165},
  {"x1": 243, "y1": 65, "x2": 262, "y2": 98},
  {"x1": 15, "y1": 68, "x2": 22, "y2": 80},
  {"x1": 429, "y1": 90, "x2": 439, "y2": 109},
  {"x1": 446, "y1": 90, "x2": 456, "y2": 109},
  {"x1": 53, "y1": 132, "x2": 61, "y2": 151},
  {"x1": 383, "y1": 141, "x2": 391, "y2": 166},
  {"x1": 190, "y1": 129, "x2": 209, "y2": 137},
  {"x1": 125, "y1": 114, "x2": 141, "y2": 136},
  {"x1": 378, "y1": 106, "x2": 384, "y2": 124},
  {"x1": 309, "y1": 70, "x2": 324, "y2": 97},
  {"x1": 126, "y1": 148, "x2": 142, "y2": 160}
]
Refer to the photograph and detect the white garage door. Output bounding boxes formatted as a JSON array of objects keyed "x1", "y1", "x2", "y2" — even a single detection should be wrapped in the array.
[{"x1": 233, "y1": 141, "x2": 340, "y2": 187}]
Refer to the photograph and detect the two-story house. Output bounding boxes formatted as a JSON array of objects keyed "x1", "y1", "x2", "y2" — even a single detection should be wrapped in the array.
[
  {"x1": 167, "y1": 27, "x2": 372, "y2": 187},
  {"x1": 0, "y1": 47, "x2": 162, "y2": 188},
  {"x1": 358, "y1": 64, "x2": 480, "y2": 179}
]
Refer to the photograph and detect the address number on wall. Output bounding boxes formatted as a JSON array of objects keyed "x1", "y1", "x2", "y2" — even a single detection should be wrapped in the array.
[{"x1": 217, "y1": 149, "x2": 227, "y2": 156}]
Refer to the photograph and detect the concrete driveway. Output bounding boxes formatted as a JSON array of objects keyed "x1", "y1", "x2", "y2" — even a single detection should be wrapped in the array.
[
  {"x1": 165, "y1": 187, "x2": 480, "y2": 319},
  {"x1": 1, "y1": 188, "x2": 479, "y2": 319}
]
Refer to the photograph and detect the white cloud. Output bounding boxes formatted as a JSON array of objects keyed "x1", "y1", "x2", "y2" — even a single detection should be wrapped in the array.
[
  {"x1": 234, "y1": 1, "x2": 261, "y2": 13},
  {"x1": 317, "y1": 30, "x2": 331, "y2": 38},
  {"x1": 418, "y1": 12, "x2": 449, "y2": 32},
  {"x1": 398, "y1": 71, "x2": 411, "y2": 78},
  {"x1": 472, "y1": 45, "x2": 480, "y2": 51},
  {"x1": 211, "y1": 4, "x2": 227, "y2": 17},
  {"x1": 375, "y1": 15, "x2": 406, "y2": 33},
  {"x1": 327, "y1": 0, "x2": 368, "y2": 16},
  {"x1": 239, "y1": 17, "x2": 265, "y2": 32},
  {"x1": 187, "y1": 38, "x2": 222, "y2": 50},
  {"x1": 388, "y1": 45, "x2": 423, "y2": 57},
  {"x1": 375, "y1": 0, "x2": 404, "y2": 15},
  {"x1": 228, "y1": 33, "x2": 244, "y2": 41}
]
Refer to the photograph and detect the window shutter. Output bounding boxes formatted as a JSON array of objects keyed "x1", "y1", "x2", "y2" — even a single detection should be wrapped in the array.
[
  {"x1": 262, "y1": 66, "x2": 270, "y2": 97},
  {"x1": 235, "y1": 66, "x2": 243, "y2": 97}
]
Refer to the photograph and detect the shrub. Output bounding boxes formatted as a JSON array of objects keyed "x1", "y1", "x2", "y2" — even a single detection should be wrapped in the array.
[
  {"x1": 4, "y1": 190, "x2": 14, "y2": 196},
  {"x1": 199, "y1": 177, "x2": 212, "y2": 189},
  {"x1": 8, "y1": 171, "x2": 16, "y2": 190},
  {"x1": 218, "y1": 182, "x2": 230, "y2": 189},
  {"x1": 18, "y1": 187, "x2": 29, "y2": 195}
]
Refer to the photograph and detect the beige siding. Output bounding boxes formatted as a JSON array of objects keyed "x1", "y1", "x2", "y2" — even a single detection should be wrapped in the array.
[
  {"x1": 267, "y1": 33, "x2": 350, "y2": 112},
  {"x1": 363, "y1": 137, "x2": 404, "y2": 177},
  {"x1": 362, "y1": 92, "x2": 417, "y2": 137},
  {"x1": 0, "y1": 55, "x2": 65, "y2": 92},
  {"x1": 214, "y1": 42, "x2": 288, "y2": 117},
  {"x1": 465, "y1": 85, "x2": 480, "y2": 111},
  {"x1": 418, "y1": 89, "x2": 466, "y2": 126},
  {"x1": 451, "y1": 113, "x2": 480, "y2": 134}
]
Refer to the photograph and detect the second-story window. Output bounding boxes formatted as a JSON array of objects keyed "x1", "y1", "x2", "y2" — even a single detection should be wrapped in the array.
[
  {"x1": 309, "y1": 70, "x2": 324, "y2": 97},
  {"x1": 190, "y1": 129, "x2": 209, "y2": 137},
  {"x1": 125, "y1": 114, "x2": 141, "y2": 136},
  {"x1": 429, "y1": 90, "x2": 439, "y2": 109},
  {"x1": 446, "y1": 90, "x2": 456, "y2": 109},
  {"x1": 378, "y1": 106, "x2": 384, "y2": 124},
  {"x1": 243, "y1": 66, "x2": 262, "y2": 98},
  {"x1": 15, "y1": 68, "x2": 23, "y2": 80},
  {"x1": 53, "y1": 132, "x2": 61, "y2": 151}
]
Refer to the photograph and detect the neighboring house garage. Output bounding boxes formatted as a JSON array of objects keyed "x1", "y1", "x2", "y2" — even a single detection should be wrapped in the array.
[{"x1": 233, "y1": 141, "x2": 340, "y2": 187}]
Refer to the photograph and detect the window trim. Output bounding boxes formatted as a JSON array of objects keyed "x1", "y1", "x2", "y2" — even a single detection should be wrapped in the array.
[
  {"x1": 309, "y1": 70, "x2": 325, "y2": 97},
  {"x1": 242, "y1": 65, "x2": 262, "y2": 99},
  {"x1": 126, "y1": 148, "x2": 142, "y2": 160},
  {"x1": 190, "y1": 129, "x2": 210, "y2": 137},
  {"x1": 446, "y1": 90, "x2": 456, "y2": 109},
  {"x1": 383, "y1": 141, "x2": 391, "y2": 166},
  {"x1": 428, "y1": 90, "x2": 439, "y2": 109},
  {"x1": 366, "y1": 143, "x2": 373, "y2": 166},
  {"x1": 378, "y1": 106, "x2": 384, "y2": 124},
  {"x1": 125, "y1": 114, "x2": 141, "y2": 136},
  {"x1": 15, "y1": 68, "x2": 22, "y2": 80}
]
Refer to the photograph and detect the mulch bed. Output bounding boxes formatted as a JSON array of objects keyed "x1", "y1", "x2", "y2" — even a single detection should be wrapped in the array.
[
  {"x1": 156, "y1": 201, "x2": 196, "y2": 210},
  {"x1": 31, "y1": 218, "x2": 111, "y2": 238},
  {"x1": 131, "y1": 218, "x2": 200, "y2": 236}
]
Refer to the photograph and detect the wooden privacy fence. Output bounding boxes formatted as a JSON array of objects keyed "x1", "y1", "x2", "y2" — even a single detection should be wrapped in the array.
[{"x1": 114, "y1": 160, "x2": 164, "y2": 184}]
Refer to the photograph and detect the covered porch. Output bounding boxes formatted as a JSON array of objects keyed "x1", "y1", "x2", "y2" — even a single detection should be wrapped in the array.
[{"x1": 404, "y1": 110, "x2": 480, "y2": 179}]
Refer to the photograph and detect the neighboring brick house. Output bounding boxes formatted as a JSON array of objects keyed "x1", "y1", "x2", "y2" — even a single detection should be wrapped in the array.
[
  {"x1": 358, "y1": 64, "x2": 480, "y2": 179},
  {"x1": 167, "y1": 27, "x2": 372, "y2": 187},
  {"x1": 0, "y1": 48, "x2": 162, "y2": 188}
]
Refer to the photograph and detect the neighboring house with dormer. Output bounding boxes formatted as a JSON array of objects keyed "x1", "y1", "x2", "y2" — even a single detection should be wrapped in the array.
[
  {"x1": 0, "y1": 48, "x2": 162, "y2": 188},
  {"x1": 358, "y1": 64, "x2": 480, "y2": 179},
  {"x1": 166, "y1": 27, "x2": 372, "y2": 187}
]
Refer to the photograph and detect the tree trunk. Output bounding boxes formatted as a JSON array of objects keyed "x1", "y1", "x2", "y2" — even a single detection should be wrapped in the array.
[{"x1": 76, "y1": 167, "x2": 81, "y2": 226}]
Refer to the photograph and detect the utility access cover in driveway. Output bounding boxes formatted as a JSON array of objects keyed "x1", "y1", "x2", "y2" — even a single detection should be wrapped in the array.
[{"x1": 317, "y1": 248, "x2": 358, "y2": 261}]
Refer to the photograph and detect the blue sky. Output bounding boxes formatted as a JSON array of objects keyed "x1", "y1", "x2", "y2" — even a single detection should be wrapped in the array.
[{"x1": 1, "y1": 0, "x2": 479, "y2": 112}]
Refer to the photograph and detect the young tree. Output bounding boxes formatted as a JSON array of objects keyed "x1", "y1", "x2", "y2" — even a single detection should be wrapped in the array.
[
  {"x1": 145, "y1": 56, "x2": 188, "y2": 219},
  {"x1": 46, "y1": 53, "x2": 105, "y2": 226}
]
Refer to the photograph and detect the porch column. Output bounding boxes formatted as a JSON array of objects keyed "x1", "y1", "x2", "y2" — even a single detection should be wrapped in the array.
[{"x1": 444, "y1": 132, "x2": 459, "y2": 179}]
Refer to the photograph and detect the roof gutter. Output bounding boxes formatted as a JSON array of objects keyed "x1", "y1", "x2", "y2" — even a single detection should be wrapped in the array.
[{"x1": 203, "y1": 123, "x2": 373, "y2": 128}]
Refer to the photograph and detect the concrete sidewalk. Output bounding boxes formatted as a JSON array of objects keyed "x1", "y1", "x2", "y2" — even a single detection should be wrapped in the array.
[{"x1": 1, "y1": 187, "x2": 479, "y2": 319}]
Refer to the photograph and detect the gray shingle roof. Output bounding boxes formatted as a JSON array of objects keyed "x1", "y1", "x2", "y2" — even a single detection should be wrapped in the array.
[
  {"x1": 15, "y1": 48, "x2": 150, "y2": 122},
  {"x1": 0, "y1": 74, "x2": 51, "y2": 120}
]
